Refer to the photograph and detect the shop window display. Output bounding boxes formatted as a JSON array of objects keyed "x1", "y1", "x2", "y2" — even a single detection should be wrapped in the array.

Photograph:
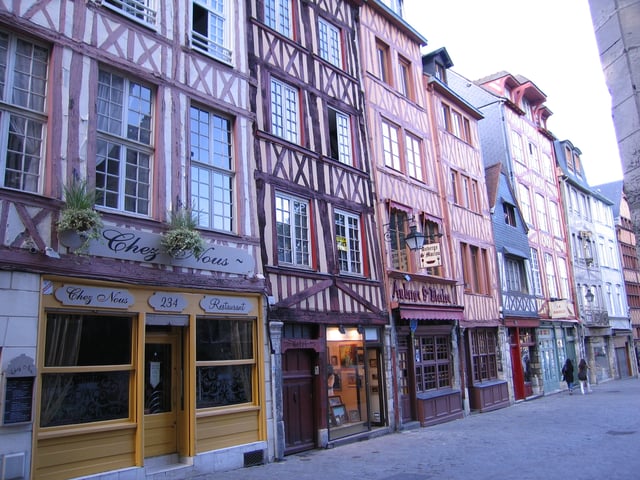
[{"x1": 326, "y1": 327, "x2": 369, "y2": 438}]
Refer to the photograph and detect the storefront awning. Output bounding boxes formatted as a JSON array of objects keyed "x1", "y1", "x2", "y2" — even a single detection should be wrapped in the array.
[{"x1": 395, "y1": 305, "x2": 464, "y2": 322}]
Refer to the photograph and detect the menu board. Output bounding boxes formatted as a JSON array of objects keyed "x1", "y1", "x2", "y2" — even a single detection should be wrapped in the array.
[{"x1": 3, "y1": 377, "x2": 34, "y2": 425}]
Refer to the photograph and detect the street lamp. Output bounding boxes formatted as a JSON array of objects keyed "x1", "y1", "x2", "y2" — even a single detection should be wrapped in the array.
[
  {"x1": 585, "y1": 287, "x2": 594, "y2": 304},
  {"x1": 404, "y1": 224, "x2": 425, "y2": 251}
]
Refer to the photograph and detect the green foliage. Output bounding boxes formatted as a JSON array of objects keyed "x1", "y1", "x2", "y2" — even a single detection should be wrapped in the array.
[
  {"x1": 57, "y1": 178, "x2": 103, "y2": 234},
  {"x1": 161, "y1": 208, "x2": 204, "y2": 257}
]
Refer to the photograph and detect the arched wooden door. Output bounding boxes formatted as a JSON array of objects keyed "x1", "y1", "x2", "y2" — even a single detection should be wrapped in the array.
[{"x1": 283, "y1": 349, "x2": 315, "y2": 454}]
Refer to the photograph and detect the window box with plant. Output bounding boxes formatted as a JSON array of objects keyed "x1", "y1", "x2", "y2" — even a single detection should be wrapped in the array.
[
  {"x1": 57, "y1": 178, "x2": 103, "y2": 252},
  {"x1": 161, "y1": 207, "x2": 205, "y2": 259}
]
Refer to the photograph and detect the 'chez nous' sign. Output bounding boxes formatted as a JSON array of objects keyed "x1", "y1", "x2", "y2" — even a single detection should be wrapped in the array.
[{"x1": 84, "y1": 227, "x2": 255, "y2": 275}]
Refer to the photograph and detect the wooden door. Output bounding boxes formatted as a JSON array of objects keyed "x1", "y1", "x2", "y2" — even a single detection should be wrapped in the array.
[
  {"x1": 510, "y1": 344, "x2": 526, "y2": 400},
  {"x1": 144, "y1": 332, "x2": 178, "y2": 457},
  {"x1": 283, "y1": 349, "x2": 315, "y2": 455},
  {"x1": 397, "y1": 338, "x2": 414, "y2": 423}
]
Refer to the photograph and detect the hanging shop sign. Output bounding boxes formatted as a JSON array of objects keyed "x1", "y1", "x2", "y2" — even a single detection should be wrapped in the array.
[
  {"x1": 54, "y1": 284, "x2": 134, "y2": 308},
  {"x1": 420, "y1": 242, "x2": 442, "y2": 268},
  {"x1": 85, "y1": 227, "x2": 255, "y2": 275}
]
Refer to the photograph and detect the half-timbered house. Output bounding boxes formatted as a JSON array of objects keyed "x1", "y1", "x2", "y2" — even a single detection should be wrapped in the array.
[
  {"x1": 359, "y1": 2, "x2": 468, "y2": 428},
  {"x1": 424, "y1": 53, "x2": 508, "y2": 414},
  {"x1": 248, "y1": 0, "x2": 388, "y2": 457},
  {"x1": 452, "y1": 71, "x2": 581, "y2": 395},
  {"x1": 0, "y1": 1, "x2": 270, "y2": 478}
]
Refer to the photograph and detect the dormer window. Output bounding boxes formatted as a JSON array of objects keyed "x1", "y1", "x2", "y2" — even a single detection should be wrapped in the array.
[{"x1": 434, "y1": 62, "x2": 447, "y2": 83}]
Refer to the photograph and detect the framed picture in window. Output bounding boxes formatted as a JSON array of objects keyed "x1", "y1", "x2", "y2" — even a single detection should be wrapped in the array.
[
  {"x1": 330, "y1": 404, "x2": 347, "y2": 426},
  {"x1": 328, "y1": 395, "x2": 342, "y2": 407},
  {"x1": 348, "y1": 409, "x2": 360, "y2": 422}
]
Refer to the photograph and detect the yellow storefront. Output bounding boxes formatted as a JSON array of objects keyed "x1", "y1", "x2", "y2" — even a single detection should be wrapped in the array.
[{"x1": 34, "y1": 277, "x2": 266, "y2": 480}]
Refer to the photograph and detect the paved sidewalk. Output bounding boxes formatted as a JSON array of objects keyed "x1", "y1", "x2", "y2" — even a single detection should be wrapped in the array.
[{"x1": 192, "y1": 378, "x2": 640, "y2": 480}]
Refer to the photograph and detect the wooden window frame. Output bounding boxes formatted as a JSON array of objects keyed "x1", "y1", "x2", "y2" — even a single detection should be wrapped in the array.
[{"x1": 375, "y1": 39, "x2": 392, "y2": 85}]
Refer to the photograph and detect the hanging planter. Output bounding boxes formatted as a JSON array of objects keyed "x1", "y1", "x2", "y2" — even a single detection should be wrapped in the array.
[
  {"x1": 161, "y1": 207, "x2": 204, "y2": 259},
  {"x1": 56, "y1": 178, "x2": 103, "y2": 252}
]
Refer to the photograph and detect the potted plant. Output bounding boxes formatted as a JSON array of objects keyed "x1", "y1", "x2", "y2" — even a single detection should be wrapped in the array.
[
  {"x1": 161, "y1": 207, "x2": 204, "y2": 259},
  {"x1": 57, "y1": 178, "x2": 103, "y2": 251}
]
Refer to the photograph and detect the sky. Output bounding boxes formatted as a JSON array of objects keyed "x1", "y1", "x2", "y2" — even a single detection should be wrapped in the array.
[{"x1": 403, "y1": 0, "x2": 623, "y2": 186}]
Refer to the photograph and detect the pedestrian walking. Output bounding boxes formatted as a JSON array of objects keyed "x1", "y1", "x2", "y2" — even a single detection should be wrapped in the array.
[
  {"x1": 562, "y1": 358, "x2": 574, "y2": 394},
  {"x1": 577, "y1": 358, "x2": 592, "y2": 394}
]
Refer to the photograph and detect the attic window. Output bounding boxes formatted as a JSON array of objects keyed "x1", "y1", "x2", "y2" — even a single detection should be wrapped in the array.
[
  {"x1": 503, "y1": 202, "x2": 516, "y2": 227},
  {"x1": 434, "y1": 62, "x2": 446, "y2": 83}
]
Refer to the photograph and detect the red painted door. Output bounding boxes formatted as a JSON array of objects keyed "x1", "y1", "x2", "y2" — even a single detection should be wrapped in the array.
[
  {"x1": 283, "y1": 349, "x2": 315, "y2": 454},
  {"x1": 510, "y1": 344, "x2": 526, "y2": 400}
]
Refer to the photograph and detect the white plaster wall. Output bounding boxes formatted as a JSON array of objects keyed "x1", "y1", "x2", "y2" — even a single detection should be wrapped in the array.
[{"x1": 0, "y1": 271, "x2": 41, "y2": 480}]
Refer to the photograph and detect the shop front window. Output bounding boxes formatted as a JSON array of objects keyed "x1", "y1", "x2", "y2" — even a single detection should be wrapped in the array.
[
  {"x1": 196, "y1": 317, "x2": 255, "y2": 408},
  {"x1": 326, "y1": 327, "x2": 369, "y2": 437},
  {"x1": 414, "y1": 334, "x2": 451, "y2": 391},
  {"x1": 40, "y1": 313, "x2": 133, "y2": 428}
]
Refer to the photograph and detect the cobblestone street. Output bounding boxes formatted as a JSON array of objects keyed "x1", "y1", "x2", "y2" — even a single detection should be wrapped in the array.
[{"x1": 189, "y1": 378, "x2": 640, "y2": 480}]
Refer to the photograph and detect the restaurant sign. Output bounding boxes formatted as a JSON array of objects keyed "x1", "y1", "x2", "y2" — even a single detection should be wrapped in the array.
[
  {"x1": 55, "y1": 284, "x2": 134, "y2": 309},
  {"x1": 391, "y1": 280, "x2": 453, "y2": 305},
  {"x1": 85, "y1": 227, "x2": 254, "y2": 275}
]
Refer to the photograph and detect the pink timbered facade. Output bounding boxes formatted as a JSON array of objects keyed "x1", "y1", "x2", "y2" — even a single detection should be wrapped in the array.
[{"x1": 423, "y1": 49, "x2": 508, "y2": 413}]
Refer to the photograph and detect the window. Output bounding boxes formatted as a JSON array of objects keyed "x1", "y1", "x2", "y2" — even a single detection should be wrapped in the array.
[
  {"x1": 511, "y1": 131, "x2": 524, "y2": 164},
  {"x1": 398, "y1": 57, "x2": 412, "y2": 99},
  {"x1": 192, "y1": 0, "x2": 232, "y2": 63},
  {"x1": 535, "y1": 193, "x2": 548, "y2": 232},
  {"x1": 558, "y1": 257, "x2": 570, "y2": 300},
  {"x1": 381, "y1": 119, "x2": 400, "y2": 170},
  {"x1": 549, "y1": 201, "x2": 562, "y2": 237},
  {"x1": 503, "y1": 202, "x2": 517, "y2": 227},
  {"x1": 275, "y1": 192, "x2": 310, "y2": 267},
  {"x1": 544, "y1": 252, "x2": 558, "y2": 298},
  {"x1": 461, "y1": 242, "x2": 490, "y2": 294},
  {"x1": 318, "y1": 18, "x2": 342, "y2": 68},
  {"x1": 328, "y1": 107, "x2": 352, "y2": 165},
  {"x1": 441, "y1": 104, "x2": 451, "y2": 132},
  {"x1": 375, "y1": 40, "x2": 391, "y2": 85},
  {"x1": 190, "y1": 106, "x2": 233, "y2": 231},
  {"x1": 414, "y1": 335, "x2": 451, "y2": 392},
  {"x1": 405, "y1": 133, "x2": 423, "y2": 181},
  {"x1": 335, "y1": 209, "x2": 362, "y2": 274},
  {"x1": 441, "y1": 102, "x2": 472, "y2": 143},
  {"x1": 196, "y1": 317, "x2": 255, "y2": 408},
  {"x1": 96, "y1": 70, "x2": 153, "y2": 215},
  {"x1": 470, "y1": 329, "x2": 498, "y2": 383},
  {"x1": 0, "y1": 32, "x2": 48, "y2": 193},
  {"x1": 434, "y1": 62, "x2": 446, "y2": 83},
  {"x1": 451, "y1": 170, "x2": 480, "y2": 212},
  {"x1": 270, "y1": 78, "x2": 299, "y2": 143},
  {"x1": 104, "y1": 0, "x2": 157, "y2": 25},
  {"x1": 264, "y1": 0, "x2": 292, "y2": 38},
  {"x1": 505, "y1": 256, "x2": 527, "y2": 292},
  {"x1": 528, "y1": 142, "x2": 539, "y2": 171},
  {"x1": 40, "y1": 313, "x2": 132, "y2": 427},
  {"x1": 530, "y1": 248, "x2": 542, "y2": 296},
  {"x1": 518, "y1": 183, "x2": 532, "y2": 224},
  {"x1": 388, "y1": 209, "x2": 410, "y2": 271},
  {"x1": 420, "y1": 218, "x2": 442, "y2": 277}
]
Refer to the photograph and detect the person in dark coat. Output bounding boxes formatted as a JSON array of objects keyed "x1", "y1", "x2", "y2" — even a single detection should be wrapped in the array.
[{"x1": 562, "y1": 358, "x2": 575, "y2": 395}]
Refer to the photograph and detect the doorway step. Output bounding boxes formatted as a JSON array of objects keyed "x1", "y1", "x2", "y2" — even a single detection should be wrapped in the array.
[{"x1": 145, "y1": 454, "x2": 193, "y2": 479}]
